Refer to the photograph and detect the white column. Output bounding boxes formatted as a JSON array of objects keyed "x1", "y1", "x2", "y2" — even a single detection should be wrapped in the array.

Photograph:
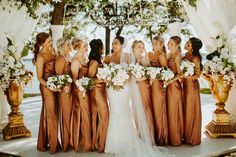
[{"x1": 50, "y1": 25, "x2": 64, "y2": 52}]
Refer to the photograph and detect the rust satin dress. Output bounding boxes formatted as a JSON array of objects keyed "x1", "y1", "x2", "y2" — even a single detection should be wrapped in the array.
[
  {"x1": 167, "y1": 57, "x2": 184, "y2": 146},
  {"x1": 57, "y1": 59, "x2": 73, "y2": 151},
  {"x1": 149, "y1": 52, "x2": 168, "y2": 146},
  {"x1": 183, "y1": 55, "x2": 201, "y2": 145},
  {"x1": 71, "y1": 64, "x2": 92, "y2": 151},
  {"x1": 90, "y1": 63, "x2": 109, "y2": 152},
  {"x1": 37, "y1": 58, "x2": 60, "y2": 154}
]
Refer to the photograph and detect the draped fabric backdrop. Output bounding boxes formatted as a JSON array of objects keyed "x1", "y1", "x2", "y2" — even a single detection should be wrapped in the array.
[
  {"x1": 0, "y1": 0, "x2": 43, "y2": 131},
  {"x1": 180, "y1": 0, "x2": 236, "y2": 122}
]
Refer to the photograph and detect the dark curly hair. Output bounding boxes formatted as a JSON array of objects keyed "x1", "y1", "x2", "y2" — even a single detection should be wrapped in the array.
[
  {"x1": 189, "y1": 37, "x2": 203, "y2": 69},
  {"x1": 89, "y1": 39, "x2": 103, "y2": 64}
]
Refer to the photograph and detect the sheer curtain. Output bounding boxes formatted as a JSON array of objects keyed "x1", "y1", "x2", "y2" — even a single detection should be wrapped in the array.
[
  {"x1": 180, "y1": 0, "x2": 236, "y2": 121},
  {"x1": 0, "y1": 0, "x2": 43, "y2": 131}
]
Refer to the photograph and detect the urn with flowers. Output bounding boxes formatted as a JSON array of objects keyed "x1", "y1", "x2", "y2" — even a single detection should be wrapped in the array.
[{"x1": 0, "y1": 36, "x2": 33, "y2": 140}]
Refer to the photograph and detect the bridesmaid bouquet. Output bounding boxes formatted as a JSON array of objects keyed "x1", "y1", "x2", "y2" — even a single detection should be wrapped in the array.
[
  {"x1": 161, "y1": 68, "x2": 175, "y2": 81},
  {"x1": 57, "y1": 74, "x2": 73, "y2": 85},
  {"x1": 180, "y1": 60, "x2": 195, "y2": 76},
  {"x1": 128, "y1": 63, "x2": 146, "y2": 80},
  {"x1": 75, "y1": 76, "x2": 94, "y2": 93},
  {"x1": 46, "y1": 74, "x2": 73, "y2": 91},
  {"x1": 146, "y1": 67, "x2": 163, "y2": 80}
]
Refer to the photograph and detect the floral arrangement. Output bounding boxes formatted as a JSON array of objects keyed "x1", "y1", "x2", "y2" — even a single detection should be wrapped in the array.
[
  {"x1": 75, "y1": 76, "x2": 94, "y2": 92},
  {"x1": 146, "y1": 67, "x2": 174, "y2": 81},
  {"x1": 46, "y1": 74, "x2": 72, "y2": 90},
  {"x1": 0, "y1": 36, "x2": 33, "y2": 92},
  {"x1": 180, "y1": 60, "x2": 195, "y2": 76},
  {"x1": 146, "y1": 67, "x2": 163, "y2": 80},
  {"x1": 204, "y1": 26, "x2": 236, "y2": 84},
  {"x1": 97, "y1": 63, "x2": 129, "y2": 91},
  {"x1": 97, "y1": 64, "x2": 112, "y2": 81},
  {"x1": 161, "y1": 68, "x2": 175, "y2": 81},
  {"x1": 128, "y1": 63, "x2": 146, "y2": 80}
]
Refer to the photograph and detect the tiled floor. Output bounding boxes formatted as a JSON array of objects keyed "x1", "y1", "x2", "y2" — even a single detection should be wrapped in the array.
[{"x1": 0, "y1": 94, "x2": 236, "y2": 157}]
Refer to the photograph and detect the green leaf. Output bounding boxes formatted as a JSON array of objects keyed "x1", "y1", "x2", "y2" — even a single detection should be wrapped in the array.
[{"x1": 21, "y1": 44, "x2": 30, "y2": 58}]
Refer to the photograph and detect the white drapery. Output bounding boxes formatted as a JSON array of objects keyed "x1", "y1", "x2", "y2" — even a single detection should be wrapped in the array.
[
  {"x1": 180, "y1": 0, "x2": 236, "y2": 47},
  {"x1": 180, "y1": 0, "x2": 236, "y2": 120},
  {"x1": 0, "y1": 0, "x2": 43, "y2": 130}
]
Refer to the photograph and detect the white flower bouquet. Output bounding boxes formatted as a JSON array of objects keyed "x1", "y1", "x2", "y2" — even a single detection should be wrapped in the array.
[
  {"x1": 161, "y1": 68, "x2": 175, "y2": 81},
  {"x1": 146, "y1": 67, "x2": 162, "y2": 80},
  {"x1": 0, "y1": 36, "x2": 33, "y2": 92},
  {"x1": 128, "y1": 63, "x2": 146, "y2": 80},
  {"x1": 46, "y1": 74, "x2": 72, "y2": 91},
  {"x1": 75, "y1": 76, "x2": 94, "y2": 92},
  {"x1": 97, "y1": 63, "x2": 129, "y2": 90},
  {"x1": 109, "y1": 63, "x2": 129, "y2": 90},
  {"x1": 96, "y1": 63, "x2": 112, "y2": 81},
  {"x1": 180, "y1": 60, "x2": 195, "y2": 76}
]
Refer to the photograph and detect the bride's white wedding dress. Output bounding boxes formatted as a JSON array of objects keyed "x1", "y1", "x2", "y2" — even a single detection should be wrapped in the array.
[
  {"x1": 105, "y1": 51, "x2": 174, "y2": 157},
  {"x1": 105, "y1": 84, "x2": 135, "y2": 153}
]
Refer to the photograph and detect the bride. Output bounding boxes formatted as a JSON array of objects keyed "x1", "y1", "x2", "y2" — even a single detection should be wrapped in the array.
[
  {"x1": 104, "y1": 36, "x2": 173, "y2": 157},
  {"x1": 104, "y1": 36, "x2": 134, "y2": 153}
]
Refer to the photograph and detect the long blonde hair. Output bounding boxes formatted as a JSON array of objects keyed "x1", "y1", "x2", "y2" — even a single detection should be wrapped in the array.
[{"x1": 153, "y1": 36, "x2": 166, "y2": 53}]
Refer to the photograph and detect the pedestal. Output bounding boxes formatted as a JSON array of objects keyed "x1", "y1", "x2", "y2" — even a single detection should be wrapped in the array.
[{"x1": 2, "y1": 113, "x2": 31, "y2": 140}]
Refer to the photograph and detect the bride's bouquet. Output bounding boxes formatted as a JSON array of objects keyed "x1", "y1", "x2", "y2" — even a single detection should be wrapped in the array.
[
  {"x1": 109, "y1": 63, "x2": 129, "y2": 90},
  {"x1": 180, "y1": 60, "x2": 195, "y2": 76},
  {"x1": 96, "y1": 63, "x2": 112, "y2": 81},
  {"x1": 75, "y1": 76, "x2": 94, "y2": 95},
  {"x1": 97, "y1": 63, "x2": 129, "y2": 90},
  {"x1": 128, "y1": 63, "x2": 146, "y2": 80},
  {"x1": 46, "y1": 74, "x2": 72, "y2": 91}
]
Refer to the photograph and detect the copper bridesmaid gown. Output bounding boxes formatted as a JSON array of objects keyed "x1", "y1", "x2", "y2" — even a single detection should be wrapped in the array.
[
  {"x1": 183, "y1": 56, "x2": 201, "y2": 145},
  {"x1": 71, "y1": 64, "x2": 92, "y2": 151},
  {"x1": 58, "y1": 60, "x2": 73, "y2": 151},
  {"x1": 167, "y1": 57, "x2": 184, "y2": 146},
  {"x1": 137, "y1": 65, "x2": 155, "y2": 144},
  {"x1": 37, "y1": 58, "x2": 60, "y2": 154},
  {"x1": 149, "y1": 53, "x2": 168, "y2": 146},
  {"x1": 91, "y1": 78, "x2": 109, "y2": 152}
]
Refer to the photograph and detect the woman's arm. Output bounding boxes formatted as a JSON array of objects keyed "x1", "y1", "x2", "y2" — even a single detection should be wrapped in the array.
[
  {"x1": 36, "y1": 55, "x2": 46, "y2": 86},
  {"x1": 55, "y1": 55, "x2": 66, "y2": 75}
]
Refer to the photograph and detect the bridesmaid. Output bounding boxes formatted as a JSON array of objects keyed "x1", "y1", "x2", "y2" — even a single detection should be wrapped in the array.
[
  {"x1": 33, "y1": 32, "x2": 60, "y2": 153},
  {"x1": 71, "y1": 37, "x2": 91, "y2": 151},
  {"x1": 183, "y1": 37, "x2": 203, "y2": 145},
  {"x1": 55, "y1": 38, "x2": 73, "y2": 151},
  {"x1": 166, "y1": 36, "x2": 184, "y2": 146},
  {"x1": 88, "y1": 39, "x2": 109, "y2": 152},
  {"x1": 148, "y1": 36, "x2": 168, "y2": 146},
  {"x1": 131, "y1": 40, "x2": 155, "y2": 145}
]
